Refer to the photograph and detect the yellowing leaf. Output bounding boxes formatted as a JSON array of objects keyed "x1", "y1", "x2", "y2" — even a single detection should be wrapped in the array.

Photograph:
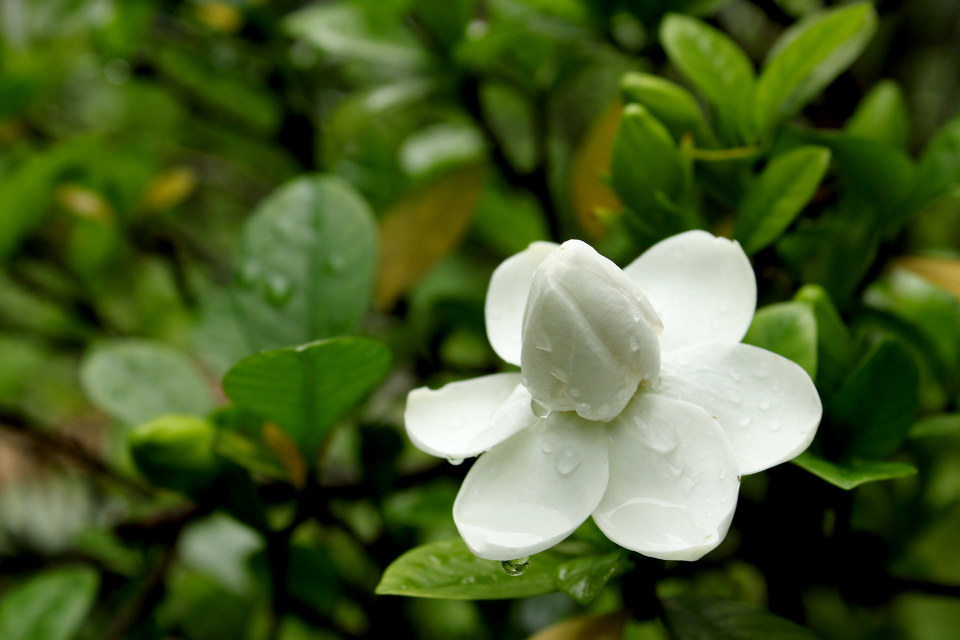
[
  {"x1": 262, "y1": 422, "x2": 307, "y2": 488},
  {"x1": 55, "y1": 184, "x2": 113, "y2": 221},
  {"x1": 196, "y1": 1, "x2": 243, "y2": 33},
  {"x1": 896, "y1": 256, "x2": 960, "y2": 299},
  {"x1": 141, "y1": 166, "x2": 198, "y2": 212},
  {"x1": 375, "y1": 164, "x2": 486, "y2": 308},
  {"x1": 527, "y1": 611, "x2": 628, "y2": 640},
  {"x1": 570, "y1": 101, "x2": 623, "y2": 239}
]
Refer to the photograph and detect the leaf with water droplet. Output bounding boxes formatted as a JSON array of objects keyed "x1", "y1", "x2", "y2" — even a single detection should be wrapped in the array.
[{"x1": 500, "y1": 557, "x2": 530, "y2": 576}]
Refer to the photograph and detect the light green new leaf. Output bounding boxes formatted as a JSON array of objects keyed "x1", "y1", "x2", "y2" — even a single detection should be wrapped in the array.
[
  {"x1": 611, "y1": 104, "x2": 688, "y2": 233},
  {"x1": 793, "y1": 452, "x2": 917, "y2": 490},
  {"x1": 619, "y1": 72, "x2": 715, "y2": 145},
  {"x1": 556, "y1": 552, "x2": 632, "y2": 605},
  {"x1": 743, "y1": 301, "x2": 818, "y2": 379},
  {"x1": 831, "y1": 339, "x2": 919, "y2": 460},
  {"x1": 735, "y1": 146, "x2": 830, "y2": 254},
  {"x1": 846, "y1": 80, "x2": 909, "y2": 150},
  {"x1": 222, "y1": 337, "x2": 391, "y2": 457},
  {"x1": 915, "y1": 115, "x2": 960, "y2": 206},
  {"x1": 231, "y1": 175, "x2": 377, "y2": 352},
  {"x1": 660, "y1": 14, "x2": 755, "y2": 141},
  {"x1": 662, "y1": 595, "x2": 821, "y2": 640},
  {"x1": 754, "y1": 2, "x2": 877, "y2": 137},
  {"x1": 0, "y1": 566, "x2": 99, "y2": 640},
  {"x1": 81, "y1": 339, "x2": 214, "y2": 425},
  {"x1": 376, "y1": 538, "x2": 565, "y2": 599}
]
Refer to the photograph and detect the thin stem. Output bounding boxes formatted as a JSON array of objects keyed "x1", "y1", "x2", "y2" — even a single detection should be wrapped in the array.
[{"x1": 687, "y1": 145, "x2": 763, "y2": 162}]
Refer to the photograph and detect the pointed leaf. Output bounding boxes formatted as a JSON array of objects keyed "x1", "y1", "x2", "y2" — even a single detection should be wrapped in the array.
[
  {"x1": 793, "y1": 452, "x2": 917, "y2": 490},
  {"x1": 743, "y1": 301, "x2": 818, "y2": 379},
  {"x1": 0, "y1": 566, "x2": 99, "y2": 640}
]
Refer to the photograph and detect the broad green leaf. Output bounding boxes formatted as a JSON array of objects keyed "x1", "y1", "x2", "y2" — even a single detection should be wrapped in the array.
[
  {"x1": 610, "y1": 104, "x2": 688, "y2": 234},
  {"x1": 480, "y1": 81, "x2": 539, "y2": 173},
  {"x1": 231, "y1": 175, "x2": 377, "y2": 352},
  {"x1": 376, "y1": 538, "x2": 565, "y2": 599},
  {"x1": 914, "y1": 115, "x2": 960, "y2": 208},
  {"x1": 743, "y1": 302, "x2": 818, "y2": 378},
  {"x1": 399, "y1": 122, "x2": 486, "y2": 180},
  {"x1": 793, "y1": 452, "x2": 917, "y2": 490},
  {"x1": 222, "y1": 337, "x2": 391, "y2": 457},
  {"x1": 831, "y1": 339, "x2": 919, "y2": 460},
  {"x1": 910, "y1": 413, "x2": 960, "y2": 439},
  {"x1": 80, "y1": 339, "x2": 214, "y2": 425},
  {"x1": 735, "y1": 146, "x2": 830, "y2": 254},
  {"x1": 527, "y1": 611, "x2": 629, "y2": 640},
  {"x1": 754, "y1": 3, "x2": 877, "y2": 137},
  {"x1": 661, "y1": 595, "x2": 822, "y2": 640},
  {"x1": 0, "y1": 566, "x2": 99, "y2": 640},
  {"x1": 555, "y1": 552, "x2": 632, "y2": 605},
  {"x1": 846, "y1": 80, "x2": 909, "y2": 150},
  {"x1": 375, "y1": 165, "x2": 486, "y2": 308},
  {"x1": 128, "y1": 415, "x2": 222, "y2": 494},
  {"x1": 284, "y1": 3, "x2": 429, "y2": 70},
  {"x1": 659, "y1": 14, "x2": 755, "y2": 141},
  {"x1": 793, "y1": 284, "x2": 855, "y2": 391},
  {"x1": 619, "y1": 72, "x2": 714, "y2": 144}
]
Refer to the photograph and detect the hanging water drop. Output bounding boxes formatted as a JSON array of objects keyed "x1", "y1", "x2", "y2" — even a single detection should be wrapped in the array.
[
  {"x1": 501, "y1": 557, "x2": 530, "y2": 576},
  {"x1": 264, "y1": 273, "x2": 293, "y2": 306},
  {"x1": 530, "y1": 399, "x2": 551, "y2": 419},
  {"x1": 556, "y1": 448, "x2": 582, "y2": 474},
  {"x1": 447, "y1": 457, "x2": 464, "y2": 466}
]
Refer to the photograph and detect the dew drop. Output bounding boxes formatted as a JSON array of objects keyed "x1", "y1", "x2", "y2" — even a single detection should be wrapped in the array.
[
  {"x1": 760, "y1": 398, "x2": 771, "y2": 411},
  {"x1": 323, "y1": 254, "x2": 347, "y2": 274},
  {"x1": 264, "y1": 273, "x2": 292, "y2": 306},
  {"x1": 540, "y1": 433, "x2": 560, "y2": 453},
  {"x1": 556, "y1": 449, "x2": 582, "y2": 474},
  {"x1": 570, "y1": 388, "x2": 581, "y2": 398},
  {"x1": 501, "y1": 557, "x2": 530, "y2": 576},
  {"x1": 531, "y1": 399, "x2": 551, "y2": 419},
  {"x1": 447, "y1": 457, "x2": 464, "y2": 466},
  {"x1": 237, "y1": 261, "x2": 261, "y2": 287},
  {"x1": 738, "y1": 415, "x2": 752, "y2": 427}
]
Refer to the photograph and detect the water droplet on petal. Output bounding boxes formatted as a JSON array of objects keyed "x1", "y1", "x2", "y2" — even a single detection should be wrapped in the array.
[
  {"x1": 556, "y1": 449, "x2": 582, "y2": 474},
  {"x1": 541, "y1": 433, "x2": 560, "y2": 453},
  {"x1": 447, "y1": 457, "x2": 464, "y2": 466},
  {"x1": 531, "y1": 399, "x2": 551, "y2": 419},
  {"x1": 760, "y1": 398, "x2": 771, "y2": 411},
  {"x1": 738, "y1": 415, "x2": 752, "y2": 427},
  {"x1": 501, "y1": 557, "x2": 529, "y2": 576}
]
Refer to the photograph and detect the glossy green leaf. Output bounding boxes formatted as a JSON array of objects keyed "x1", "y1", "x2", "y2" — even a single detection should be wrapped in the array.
[
  {"x1": 743, "y1": 301, "x2": 818, "y2": 378},
  {"x1": 754, "y1": 3, "x2": 877, "y2": 137},
  {"x1": 555, "y1": 552, "x2": 632, "y2": 605},
  {"x1": 611, "y1": 104, "x2": 689, "y2": 234},
  {"x1": 128, "y1": 415, "x2": 222, "y2": 494},
  {"x1": 793, "y1": 284, "x2": 855, "y2": 391},
  {"x1": 910, "y1": 413, "x2": 960, "y2": 439},
  {"x1": 662, "y1": 595, "x2": 821, "y2": 640},
  {"x1": 831, "y1": 339, "x2": 919, "y2": 460},
  {"x1": 619, "y1": 72, "x2": 714, "y2": 144},
  {"x1": 846, "y1": 80, "x2": 909, "y2": 150},
  {"x1": 660, "y1": 14, "x2": 754, "y2": 140},
  {"x1": 792, "y1": 452, "x2": 917, "y2": 490},
  {"x1": 480, "y1": 81, "x2": 539, "y2": 173},
  {"x1": 0, "y1": 566, "x2": 99, "y2": 640},
  {"x1": 376, "y1": 538, "x2": 565, "y2": 599},
  {"x1": 915, "y1": 115, "x2": 960, "y2": 206},
  {"x1": 80, "y1": 339, "x2": 214, "y2": 425},
  {"x1": 231, "y1": 175, "x2": 377, "y2": 352},
  {"x1": 735, "y1": 146, "x2": 830, "y2": 254},
  {"x1": 222, "y1": 337, "x2": 391, "y2": 457}
]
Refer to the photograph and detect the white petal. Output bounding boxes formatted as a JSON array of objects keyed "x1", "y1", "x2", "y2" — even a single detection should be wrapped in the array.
[
  {"x1": 521, "y1": 240, "x2": 662, "y2": 422},
  {"x1": 453, "y1": 412, "x2": 609, "y2": 560},
  {"x1": 404, "y1": 373, "x2": 535, "y2": 459},
  {"x1": 658, "y1": 342, "x2": 822, "y2": 475},
  {"x1": 623, "y1": 230, "x2": 756, "y2": 352},
  {"x1": 485, "y1": 241, "x2": 559, "y2": 365},
  {"x1": 592, "y1": 393, "x2": 740, "y2": 561}
]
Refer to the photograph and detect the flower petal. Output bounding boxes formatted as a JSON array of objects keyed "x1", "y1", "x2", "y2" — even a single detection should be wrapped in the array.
[
  {"x1": 658, "y1": 342, "x2": 822, "y2": 475},
  {"x1": 453, "y1": 412, "x2": 609, "y2": 560},
  {"x1": 521, "y1": 240, "x2": 662, "y2": 422},
  {"x1": 623, "y1": 230, "x2": 756, "y2": 352},
  {"x1": 485, "y1": 241, "x2": 559, "y2": 365},
  {"x1": 405, "y1": 373, "x2": 535, "y2": 460},
  {"x1": 592, "y1": 393, "x2": 740, "y2": 561}
]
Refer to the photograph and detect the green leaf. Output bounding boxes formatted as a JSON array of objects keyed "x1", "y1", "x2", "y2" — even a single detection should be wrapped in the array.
[
  {"x1": 556, "y1": 552, "x2": 632, "y2": 605},
  {"x1": 480, "y1": 81, "x2": 539, "y2": 173},
  {"x1": 80, "y1": 339, "x2": 214, "y2": 425},
  {"x1": 792, "y1": 452, "x2": 917, "y2": 490},
  {"x1": 910, "y1": 413, "x2": 960, "y2": 439},
  {"x1": 793, "y1": 284, "x2": 855, "y2": 392},
  {"x1": 735, "y1": 146, "x2": 830, "y2": 254},
  {"x1": 0, "y1": 566, "x2": 99, "y2": 640},
  {"x1": 611, "y1": 104, "x2": 689, "y2": 235},
  {"x1": 659, "y1": 14, "x2": 755, "y2": 141},
  {"x1": 831, "y1": 339, "x2": 919, "y2": 460},
  {"x1": 619, "y1": 72, "x2": 715, "y2": 144},
  {"x1": 915, "y1": 115, "x2": 960, "y2": 207},
  {"x1": 846, "y1": 80, "x2": 909, "y2": 150},
  {"x1": 661, "y1": 595, "x2": 822, "y2": 640},
  {"x1": 231, "y1": 175, "x2": 377, "y2": 352},
  {"x1": 127, "y1": 415, "x2": 222, "y2": 494},
  {"x1": 376, "y1": 538, "x2": 565, "y2": 600},
  {"x1": 222, "y1": 337, "x2": 391, "y2": 457},
  {"x1": 754, "y1": 3, "x2": 877, "y2": 137},
  {"x1": 743, "y1": 301, "x2": 818, "y2": 378}
]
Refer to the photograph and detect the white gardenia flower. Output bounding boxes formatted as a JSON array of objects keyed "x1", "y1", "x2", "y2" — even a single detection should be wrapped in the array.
[{"x1": 404, "y1": 231, "x2": 822, "y2": 562}]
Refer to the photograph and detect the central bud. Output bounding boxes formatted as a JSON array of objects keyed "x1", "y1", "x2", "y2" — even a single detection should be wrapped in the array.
[{"x1": 520, "y1": 240, "x2": 662, "y2": 422}]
